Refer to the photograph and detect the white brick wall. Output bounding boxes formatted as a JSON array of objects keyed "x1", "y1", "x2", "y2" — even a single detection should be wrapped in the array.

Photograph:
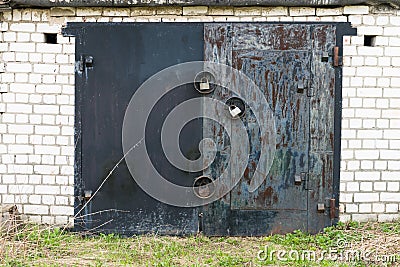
[
  {"x1": 341, "y1": 6, "x2": 400, "y2": 222},
  {"x1": 0, "y1": 9, "x2": 75, "y2": 225},
  {"x1": 0, "y1": 5, "x2": 399, "y2": 225}
]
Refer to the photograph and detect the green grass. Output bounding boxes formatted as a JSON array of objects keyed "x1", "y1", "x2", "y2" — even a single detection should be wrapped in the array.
[{"x1": 0, "y1": 221, "x2": 399, "y2": 266}]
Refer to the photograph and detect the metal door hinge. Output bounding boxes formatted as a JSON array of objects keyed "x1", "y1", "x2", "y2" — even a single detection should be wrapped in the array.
[
  {"x1": 333, "y1": 47, "x2": 342, "y2": 67},
  {"x1": 317, "y1": 198, "x2": 338, "y2": 218},
  {"x1": 78, "y1": 55, "x2": 94, "y2": 72}
]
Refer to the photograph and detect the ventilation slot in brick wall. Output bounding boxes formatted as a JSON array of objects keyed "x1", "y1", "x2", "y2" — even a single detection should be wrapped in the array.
[
  {"x1": 44, "y1": 33, "x2": 58, "y2": 44},
  {"x1": 364, "y1": 35, "x2": 376, "y2": 47}
]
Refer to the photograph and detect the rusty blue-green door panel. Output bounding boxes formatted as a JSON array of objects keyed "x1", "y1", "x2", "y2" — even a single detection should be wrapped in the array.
[{"x1": 201, "y1": 23, "x2": 355, "y2": 235}]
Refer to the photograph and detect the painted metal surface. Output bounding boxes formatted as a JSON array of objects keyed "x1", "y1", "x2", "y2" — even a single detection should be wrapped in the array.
[
  {"x1": 63, "y1": 23, "x2": 204, "y2": 235},
  {"x1": 64, "y1": 22, "x2": 355, "y2": 236}
]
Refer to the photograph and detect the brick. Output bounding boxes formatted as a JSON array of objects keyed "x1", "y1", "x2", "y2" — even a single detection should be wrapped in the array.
[
  {"x1": 355, "y1": 109, "x2": 380, "y2": 118},
  {"x1": 346, "y1": 182, "x2": 359, "y2": 191},
  {"x1": 289, "y1": 7, "x2": 315, "y2": 16},
  {"x1": 156, "y1": 7, "x2": 181, "y2": 15},
  {"x1": 374, "y1": 36, "x2": 389, "y2": 46},
  {"x1": 262, "y1": 7, "x2": 288, "y2": 16},
  {"x1": 383, "y1": 67, "x2": 400, "y2": 77},
  {"x1": 31, "y1": 10, "x2": 42, "y2": 22},
  {"x1": 380, "y1": 193, "x2": 400, "y2": 202},
  {"x1": 378, "y1": 214, "x2": 400, "y2": 222},
  {"x1": 372, "y1": 203, "x2": 385, "y2": 213},
  {"x1": 384, "y1": 27, "x2": 399, "y2": 36},
  {"x1": 357, "y1": 47, "x2": 384, "y2": 57},
  {"x1": 354, "y1": 193, "x2": 379, "y2": 202},
  {"x1": 16, "y1": 32, "x2": 30, "y2": 42},
  {"x1": 4, "y1": 32, "x2": 17, "y2": 42},
  {"x1": 391, "y1": 139, "x2": 400, "y2": 148},
  {"x1": 8, "y1": 144, "x2": 33, "y2": 155},
  {"x1": 76, "y1": 8, "x2": 102, "y2": 17},
  {"x1": 363, "y1": 77, "x2": 376, "y2": 87},
  {"x1": 36, "y1": 23, "x2": 59, "y2": 33},
  {"x1": 36, "y1": 84, "x2": 62, "y2": 94},
  {"x1": 24, "y1": 205, "x2": 48, "y2": 215},
  {"x1": 29, "y1": 53, "x2": 42, "y2": 63},
  {"x1": 383, "y1": 130, "x2": 400, "y2": 139},
  {"x1": 55, "y1": 216, "x2": 69, "y2": 225},
  {"x1": 353, "y1": 214, "x2": 378, "y2": 222},
  {"x1": 102, "y1": 8, "x2": 130, "y2": 17},
  {"x1": 33, "y1": 64, "x2": 59, "y2": 74},
  {"x1": 10, "y1": 83, "x2": 35, "y2": 93},
  {"x1": 36, "y1": 43, "x2": 62, "y2": 54},
  {"x1": 383, "y1": 88, "x2": 400, "y2": 98},
  {"x1": 8, "y1": 123, "x2": 33, "y2": 134},
  {"x1": 34, "y1": 104, "x2": 59, "y2": 114},
  {"x1": 387, "y1": 182, "x2": 400, "y2": 191},
  {"x1": 382, "y1": 172, "x2": 400, "y2": 181},
  {"x1": 359, "y1": 204, "x2": 372, "y2": 213},
  {"x1": 381, "y1": 150, "x2": 400, "y2": 160},
  {"x1": 390, "y1": 16, "x2": 400, "y2": 25},
  {"x1": 386, "y1": 204, "x2": 399, "y2": 213},
  {"x1": 376, "y1": 16, "x2": 389, "y2": 25},
  {"x1": 345, "y1": 204, "x2": 358, "y2": 212},
  {"x1": 343, "y1": 6, "x2": 369, "y2": 15},
  {"x1": 35, "y1": 145, "x2": 60, "y2": 155},
  {"x1": 374, "y1": 182, "x2": 387, "y2": 191},
  {"x1": 6, "y1": 62, "x2": 32, "y2": 72},
  {"x1": 340, "y1": 193, "x2": 353, "y2": 203},
  {"x1": 354, "y1": 171, "x2": 380, "y2": 180},
  {"x1": 357, "y1": 130, "x2": 382, "y2": 139},
  {"x1": 316, "y1": 8, "x2": 342, "y2": 16},
  {"x1": 34, "y1": 165, "x2": 59, "y2": 175},
  {"x1": 360, "y1": 182, "x2": 373, "y2": 191},
  {"x1": 10, "y1": 23, "x2": 36, "y2": 32},
  {"x1": 60, "y1": 106, "x2": 74, "y2": 115},
  {"x1": 35, "y1": 126, "x2": 60, "y2": 135},
  {"x1": 9, "y1": 184, "x2": 34, "y2": 194},
  {"x1": 50, "y1": 7, "x2": 76, "y2": 17},
  {"x1": 362, "y1": 15, "x2": 375, "y2": 25},
  {"x1": 207, "y1": 6, "x2": 233, "y2": 16},
  {"x1": 339, "y1": 214, "x2": 351, "y2": 222},
  {"x1": 0, "y1": 22, "x2": 9, "y2": 31},
  {"x1": 183, "y1": 6, "x2": 208, "y2": 16},
  {"x1": 357, "y1": 88, "x2": 382, "y2": 97},
  {"x1": 385, "y1": 47, "x2": 400, "y2": 56},
  {"x1": 60, "y1": 185, "x2": 74, "y2": 195},
  {"x1": 42, "y1": 195, "x2": 55, "y2": 205},
  {"x1": 129, "y1": 7, "x2": 155, "y2": 16},
  {"x1": 234, "y1": 7, "x2": 261, "y2": 16}
]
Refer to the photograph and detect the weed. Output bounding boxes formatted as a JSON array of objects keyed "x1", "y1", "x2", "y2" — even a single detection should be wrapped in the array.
[{"x1": 0, "y1": 220, "x2": 398, "y2": 266}]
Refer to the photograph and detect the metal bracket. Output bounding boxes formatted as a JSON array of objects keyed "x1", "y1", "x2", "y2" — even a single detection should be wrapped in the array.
[
  {"x1": 318, "y1": 198, "x2": 338, "y2": 218},
  {"x1": 84, "y1": 190, "x2": 92, "y2": 201},
  {"x1": 297, "y1": 79, "x2": 309, "y2": 94},
  {"x1": 321, "y1": 51, "x2": 329, "y2": 62},
  {"x1": 294, "y1": 172, "x2": 307, "y2": 185},
  {"x1": 78, "y1": 55, "x2": 94, "y2": 71}
]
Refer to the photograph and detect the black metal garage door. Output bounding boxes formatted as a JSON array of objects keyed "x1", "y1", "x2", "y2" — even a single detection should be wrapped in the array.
[{"x1": 63, "y1": 22, "x2": 355, "y2": 235}]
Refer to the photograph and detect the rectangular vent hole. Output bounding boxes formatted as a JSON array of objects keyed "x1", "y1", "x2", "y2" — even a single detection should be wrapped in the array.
[
  {"x1": 44, "y1": 33, "x2": 58, "y2": 44},
  {"x1": 364, "y1": 35, "x2": 376, "y2": 47}
]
